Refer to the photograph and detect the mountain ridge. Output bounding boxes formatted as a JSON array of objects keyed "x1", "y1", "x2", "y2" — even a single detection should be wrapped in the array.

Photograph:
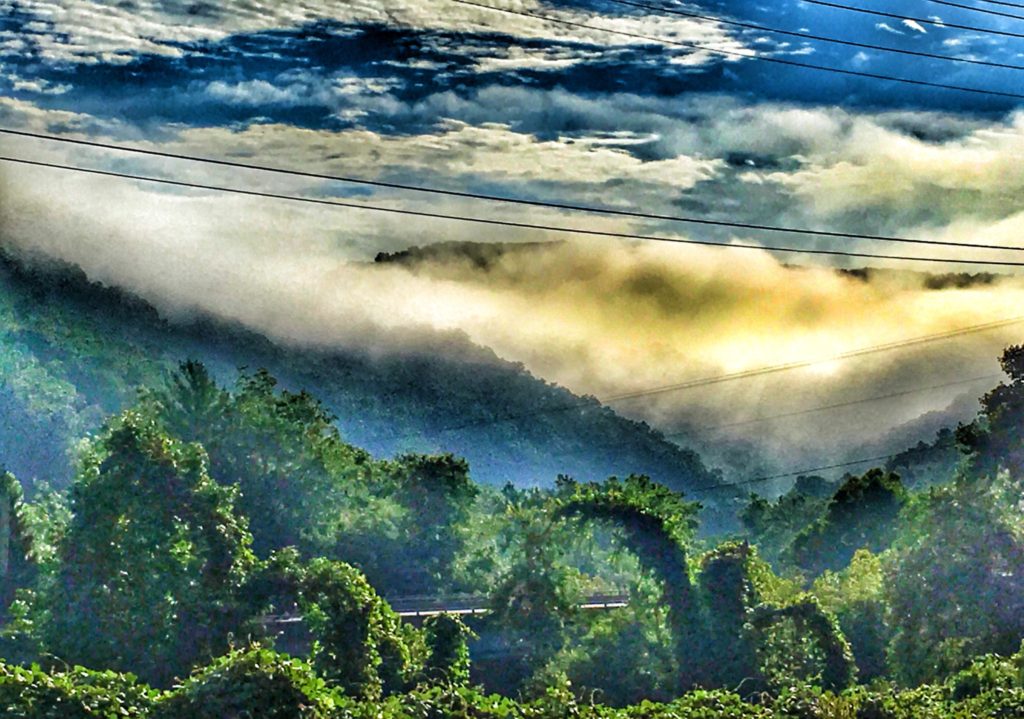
[{"x1": 0, "y1": 243, "x2": 732, "y2": 518}]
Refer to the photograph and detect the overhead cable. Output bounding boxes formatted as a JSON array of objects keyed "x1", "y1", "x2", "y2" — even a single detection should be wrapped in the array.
[
  {"x1": 5, "y1": 127, "x2": 1022, "y2": 253},
  {"x1": 7, "y1": 155, "x2": 1024, "y2": 267},
  {"x1": 451, "y1": 0, "x2": 1024, "y2": 99}
]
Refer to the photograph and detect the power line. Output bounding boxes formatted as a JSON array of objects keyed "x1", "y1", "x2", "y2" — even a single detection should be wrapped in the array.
[
  {"x1": 800, "y1": 0, "x2": 1024, "y2": 40},
  {"x1": 8, "y1": 154, "x2": 1024, "y2": 267},
  {"x1": 971, "y1": 0, "x2": 1024, "y2": 9},
  {"x1": 6, "y1": 161, "x2": 1024, "y2": 489},
  {"x1": 381, "y1": 316, "x2": 1023, "y2": 441},
  {"x1": 2, "y1": 167, "x2": 995, "y2": 499},
  {"x1": 603, "y1": 316, "x2": 1024, "y2": 402},
  {"x1": 545, "y1": 373, "x2": 999, "y2": 487},
  {"x1": 686, "y1": 373, "x2": 1001, "y2": 434},
  {"x1": 604, "y1": 0, "x2": 1024, "y2": 71},
  {"x1": 921, "y1": 0, "x2": 1024, "y2": 22},
  {"x1": 704, "y1": 458, "x2": 897, "y2": 493},
  {"x1": 451, "y1": 0, "x2": 1024, "y2": 99},
  {"x1": 5, "y1": 128, "x2": 1023, "y2": 254},
  {"x1": 694, "y1": 452, "x2": 921, "y2": 493},
  {"x1": 659, "y1": 426, "x2": 992, "y2": 494},
  {"x1": 7, "y1": 155, "x2": 1023, "y2": 423}
]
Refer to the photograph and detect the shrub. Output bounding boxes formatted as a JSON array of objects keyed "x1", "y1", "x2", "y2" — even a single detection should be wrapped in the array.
[
  {"x1": 947, "y1": 654, "x2": 1018, "y2": 701},
  {"x1": 0, "y1": 661, "x2": 157, "y2": 719},
  {"x1": 154, "y1": 647, "x2": 346, "y2": 719}
]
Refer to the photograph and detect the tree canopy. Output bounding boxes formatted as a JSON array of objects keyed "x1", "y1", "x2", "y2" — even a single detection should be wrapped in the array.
[{"x1": 44, "y1": 411, "x2": 256, "y2": 685}]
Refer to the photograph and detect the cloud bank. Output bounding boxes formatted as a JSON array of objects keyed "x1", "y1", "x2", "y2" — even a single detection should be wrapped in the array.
[
  {"x1": 4, "y1": 0, "x2": 1024, "y2": 481},
  {"x1": 3, "y1": 104, "x2": 1024, "y2": 476}
]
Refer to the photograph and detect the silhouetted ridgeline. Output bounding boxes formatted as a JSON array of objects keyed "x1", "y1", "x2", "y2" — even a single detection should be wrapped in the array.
[{"x1": 374, "y1": 240, "x2": 559, "y2": 270}]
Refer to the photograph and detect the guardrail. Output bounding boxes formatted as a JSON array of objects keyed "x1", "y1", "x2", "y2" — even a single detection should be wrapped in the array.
[{"x1": 260, "y1": 593, "x2": 630, "y2": 625}]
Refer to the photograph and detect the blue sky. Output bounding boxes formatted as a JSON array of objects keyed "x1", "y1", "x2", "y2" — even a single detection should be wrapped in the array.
[
  {"x1": 1, "y1": 0, "x2": 1020, "y2": 165},
  {"x1": 3, "y1": 0, "x2": 1023, "y2": 130},
  {"x1": 3, "y1": 0, "x2": 1023, "y2": 246},
  {"x1": 3, "y1": 0, "x2": 1024, "y2": 472}
]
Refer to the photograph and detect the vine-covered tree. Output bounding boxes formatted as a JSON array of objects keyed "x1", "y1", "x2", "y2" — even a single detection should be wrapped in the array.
[
  {"x1": 555, "y1": 475, "x2": 703, "y2": 692},
  {"x1": 487, "y1": 489, "x2": 582, "y2": 694},
  {"x1": 44, "y1": 412, "x2": 256, "y2": 685},
  {"x1": 698, "y1": 542, "x2": 762, "y2": 692},
  {"x1": 298, "y1": 558, "x2": 419, "y2": 699},
  {"x1": 421, "y1": 614, "x2": 474, "y2": 686},
  {"x1": 749, "y1": 595, "x2": 857, "y2": 692}
]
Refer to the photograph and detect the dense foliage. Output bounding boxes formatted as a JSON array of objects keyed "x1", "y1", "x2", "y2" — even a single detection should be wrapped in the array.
[
  {"x1": 0, "y1": 663, "x2": 157, "y2": 719},
  {"x1": 5, "y1": 652, "x2": 1024, "y2": 719},
  {"x1": 3, "y1": 350, "x2": 1023, "y2": 707},
  {"x1": 42, "y1": 412, "x2": 257, "y2": 685},
  {"x1": 154, "y1": 648, "x2": 343, "y2": 719},
  {"x1": 2, "y1": 244, "x2": 1024, "y2": 715}
]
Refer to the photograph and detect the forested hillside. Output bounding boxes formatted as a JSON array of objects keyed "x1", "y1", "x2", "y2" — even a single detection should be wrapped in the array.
[
  {"x1": 2, "y1": 343, "x2": 1024, "y2": 717},
  {"x1": 0, "y1": 246, "x2": 725, "y2": 506}
]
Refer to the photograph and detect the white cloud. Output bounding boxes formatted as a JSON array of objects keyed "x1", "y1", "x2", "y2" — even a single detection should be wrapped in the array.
[
  {"x1": 0, "y1": 96, "x2": 724, "y2": 214},
  {"x1": 1, "y1": 155, "x2": 1021, "y2": 473},
  {"x1": 3, "y1": 95, "x2": 1024, "y2": 472},
  {"x1": 764, "y1": 111, "x2": 1024, "y2": 223},
  {"x1": 2, "y1": 0, "x2": 749, "y2": 70},
  {"x1": 7, "y1": 74, "x2": 70, "y2": 94}
]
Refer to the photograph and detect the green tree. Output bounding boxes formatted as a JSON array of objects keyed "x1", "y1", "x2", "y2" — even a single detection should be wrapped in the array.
[
  {"x1": 145, "y1": 363, "x2": 375, "y2": 559},
  {"x1": 386, "y1": 453, "x2": 479, "y2": 594},
  {"x1": 740, "y1": 490, "x2": 828, "y2": 569},
  {"x1": 811, "y1": 549, "x2": 891, "y2": 682},
  {"x1": 958, "y1": 345, "x2": 1024, "y2": 478},
  {"x1": 1, "y1": 481, "x2": 65, "y2": 666},
  {"x1": 885, "y1": 484, "x2": 1024, "y2": 686},
  {"x1": 790, "y1": 469, "x2": 905, "y2": 578},
  {"x1": 0, "y1": 471, "x2": 35, "y2": 621},
  {"x1": 44, "y1": 411, "x2": 256, "y2": 685},
  {"x1": 141, "y1": 360, "x2": 229, "y2": 455}
]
